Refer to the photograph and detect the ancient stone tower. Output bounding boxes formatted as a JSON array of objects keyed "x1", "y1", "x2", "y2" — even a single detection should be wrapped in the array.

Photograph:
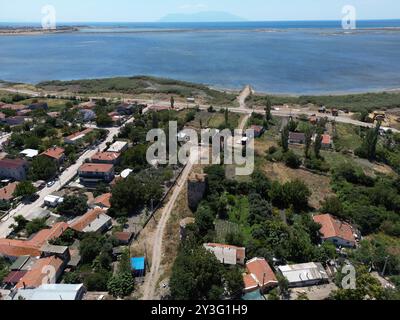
[{"x1": 187, "y1": 172, "x2": 208, "y2": 211}]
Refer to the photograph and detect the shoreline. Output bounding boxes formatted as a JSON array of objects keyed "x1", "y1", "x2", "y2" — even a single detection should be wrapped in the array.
[
  {"x1": 1, "y1": 76, "x2": 400, "y2": 98},
  {"x1": 2, "y1": 24, "x2": 400, "y2": 36},
  {"x1": 0, "y1": 26, "x2": 79, "y2": 36}
]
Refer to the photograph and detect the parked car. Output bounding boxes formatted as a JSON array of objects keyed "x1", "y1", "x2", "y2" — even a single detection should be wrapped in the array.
[{"x1": 47, "y1": 180, "x2": 56, "y2": 188}]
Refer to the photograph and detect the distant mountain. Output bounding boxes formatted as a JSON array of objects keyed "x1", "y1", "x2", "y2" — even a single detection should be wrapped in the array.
[{"x1": 159, "y1": 11, "x2": 246, "y2": 23}]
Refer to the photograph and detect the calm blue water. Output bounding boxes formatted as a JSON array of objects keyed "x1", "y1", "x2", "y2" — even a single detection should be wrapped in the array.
[{"x1": 1, "y1": 21, "x2": 400, "y2": 94}]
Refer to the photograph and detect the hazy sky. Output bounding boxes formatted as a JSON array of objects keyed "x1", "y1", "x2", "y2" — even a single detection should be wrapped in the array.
[{"x1": 0, "y1": 0, "x2": 399, "y2": 22}]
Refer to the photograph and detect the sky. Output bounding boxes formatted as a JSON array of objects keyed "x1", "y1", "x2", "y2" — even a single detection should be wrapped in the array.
[{"x1": 0, "y1": 0, "x2": 399, "y2": 22}]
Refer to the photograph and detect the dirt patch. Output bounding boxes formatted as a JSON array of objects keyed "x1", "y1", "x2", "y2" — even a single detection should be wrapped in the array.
[{"x1": 261, "y1": 162, "x2": 334, "y2": 209}]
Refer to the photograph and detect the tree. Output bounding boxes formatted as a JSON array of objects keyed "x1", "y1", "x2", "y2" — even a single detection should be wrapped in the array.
[
  {"x1": 304, "y1": 127, "x2": 313, "y2": 159},
  {"x1": 10, "y1": 215, "x2": 28, "y2": 234},
  {"x1": 57, "y1": 194, "x2": 88, "y2": 216},
  {"x1": 96, "y1": 112, "x2": 113, "y2": 127},
  {"x1": 170, "y1": 245, "x2": 224, "y2": 300},
  {"x1": 321, "y1": 196, "x2": 344, "y2": 217},
  {"x1": 281, "y1": 125, "x2": 289, "y2": 152},
  {"x1": 271, "y1": 179, "x2": 311, "y2": 211},
  {"x1": 13, "y1": 181, "x2": 37, "y2": 199},
  {"x1": 277, "y1": 274, "x2": 290, "y2": 298},
  {"x1": 284, "y1": 150, "x2": 301, "y2": 169},
  {"x1": 224, "y1": 108, "x2": 229, "y2": 126},
  {"x1": 79, "y1": 233, "x2": 105, "y2": 264},
  {"x1": 330, "y1": 266, "x2": 384, "y2": 300},
  {"x1": 29, "y1": 156, "x2": 57, "y2": 181},
  {"x1": 195, "y1": 205, "x2": 215, "y2": 237},
  {"x1": 288, "y1": 117, "x2": 298, "y2": 132},
  {"x1": 248, "y1": 193, "x2": 273, "y2": 225},
  {"x1": 107, "y1": 250, "x2": 134, "y2": 298},
  {"x1": 152, "y1": 112, "x2": 159, "y2": 129},
  {"x1": 356, "y1": 122, "x2": 381, "y2": 161},
  {"x1": 25, "y1": 218, "x2": 47, "y2": 236},
  {"x1": 84, "y1": 272, "x2": 111, "y2": 291},
  {"x1": 265, "y1": 97, "x2": 272, "y2": 121},
  {"x1": 314, "y1": 132, "x2": 323, "y2": 158},
  {"x1": 110, "y1": 174, "x2": 163, "y2": 216}
]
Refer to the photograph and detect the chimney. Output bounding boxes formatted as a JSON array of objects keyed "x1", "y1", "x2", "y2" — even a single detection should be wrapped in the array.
[{"x1": 23, "y1": 282, "x2": 26, "y2": 289}]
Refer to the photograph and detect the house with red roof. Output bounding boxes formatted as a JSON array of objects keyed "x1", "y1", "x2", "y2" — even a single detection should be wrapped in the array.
[
  {"x1": 0, "y1": 222, "x2": 69, "y2": 260},
  {"x1": 0, "y1": 182, "x2": 19, "y2": 202},
  {"x1": 41, "y1": 147, "x2": 66, "y2": 166},
  {"x1": 92, "y1": 193, "x2": 112, "y2": 209},
  {"x1": 15, "y1": 256, "x2": 64, "y2": 289},
  {"x1": 0, "y1": 158, "x2": 28, "y2": 181},
  {"x1": 313, "y1": 214, "x2": 356, "y2": 248},
  {"x1": 321, "y1": 134, "x2": 333, "y2": 149},
  {"x1": 78, "y1": 163, "x2": 115, "y2": 187},
  {"x1": 91, "y1": 151, "x2": 121, "y2": 165},
  {"x1": 64, "y1": 128, "x2": 93, "y2": 145},
  {"x1": 243, "y1": 257, "x2": 278, "y2": 293},
  {"x1": 69, "y1": 208, "x2": 112, "y2": 234}
]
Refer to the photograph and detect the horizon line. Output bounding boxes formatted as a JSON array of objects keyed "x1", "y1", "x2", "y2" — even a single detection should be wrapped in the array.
[{"x1": 1, "y1": 18, "x2": 400, "y2": 24}]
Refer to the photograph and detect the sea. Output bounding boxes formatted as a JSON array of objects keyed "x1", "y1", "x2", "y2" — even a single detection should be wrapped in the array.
[{"x1": 1, "y1": 20, "x2": 400, "y2": 95}]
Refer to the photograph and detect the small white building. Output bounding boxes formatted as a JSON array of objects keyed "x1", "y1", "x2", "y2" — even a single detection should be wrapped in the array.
[
  {"x1": 107, "y1": 141, "x2": 128, "y2": 153},
  {"x1": 44, "y1": 195, "x2": 64, "y2": 208},
  {"x1": 277, "y1": 262, "x2": 329, "y2": 288},
  {"x1": 203, "y1": 243, "x2": 246, "y2": 265},
  {"x1": 20, "y1": 149, "x2": 39, "y2": 159},
  {"x1": 120, "y1": 168, "x2": 133, "y2": 179}
]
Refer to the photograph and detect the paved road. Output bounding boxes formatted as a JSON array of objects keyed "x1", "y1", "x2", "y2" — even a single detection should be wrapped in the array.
[
  {"x1": 0, "y1": 118, "x2": 135, "y2": 238},
  {"x1": 2, "y1": 86, "x2": 397, "y2": 132}
]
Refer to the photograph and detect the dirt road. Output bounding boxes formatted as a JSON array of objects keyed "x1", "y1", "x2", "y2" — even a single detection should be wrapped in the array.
[
  {"x1": 141, "y1": 147, "x2": 202, "y2": 300},
  {"x1": 141, "y1": 88, "x2": 251, "y2": 300}
]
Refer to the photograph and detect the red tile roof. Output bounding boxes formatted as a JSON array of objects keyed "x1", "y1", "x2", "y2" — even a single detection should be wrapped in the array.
[
  {"x1": 93, "y1": 193, "x2": 112, "y2": 208},
  {"x1": 27, "y1": 222, "x2": 69, "y2": 247},
  {"x1": 322, "y1": 134, "x2": 331, "y2": 145},
  {"x1": 313, "y1": 214, "x2": 356, "y2": 244},
  {"x1": 91, "y1": 152, "x2": 121, "y2": 162},
  {"x1": 16, "y1": 256, "x2": 63, "y2": 289},
  {"x1": 250, "y1": 125, "x2": 264, "y2": 133},
  {"x1": 0, "y1": 104, "x2": 27, "y2": 111},
  {"x1": 3, "y1": 271, "x2": 27, "y2": 285},
  {"x1": 0, "y1": 182, "x2": 19, "y2": 201},
  {"x1": 65, "y1": 128, "x2": 93, "y2": 141},
  {"x1": 246, "y1": 258, "x2": 278, "y2": 288},
  {"x1": 114, "y1": 232, "x2": 133, "y2": 243},
  {"x1": 0, "y1": 158, "x2": 27, "y2": 169},
  {"x1": 0, "y1": 222, "x2": 69, "y2": 258},
  {"x1": 243, "y1": 273, "x2": 258, "y2": 291},
  {"x1": 148, "y1": 105, "x2": 170, "y2": 112},
  {"x1": 69, "y1": 208, "x2": 106, "y2": 232},
  {"x1": 0, "y1": 240, "x2": 41, "y2": 257},
  {"x1": 41, "y1": 147, "x2": 65, "y2": 160},
  {"x1": 79, "y1": 163, "x2": 114, "y2": 174}
]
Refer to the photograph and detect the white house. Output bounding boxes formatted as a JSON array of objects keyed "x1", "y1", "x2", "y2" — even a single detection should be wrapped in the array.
[
  {"x1": 203, "y1": 243, "x2": 246, "y2": 265},
  {"x1": 277, "y1": 262, "x2": 329, "y2": 288}
]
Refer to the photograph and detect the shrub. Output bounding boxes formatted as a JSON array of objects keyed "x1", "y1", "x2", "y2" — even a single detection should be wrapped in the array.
[{"x1": 284, "y1": 151, "x2": 302, "y2": 169}]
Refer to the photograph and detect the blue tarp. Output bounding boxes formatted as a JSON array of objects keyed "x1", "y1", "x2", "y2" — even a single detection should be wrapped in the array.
[{"x1": 130, "y1": 257, "x2": 145, "y2": 271}]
